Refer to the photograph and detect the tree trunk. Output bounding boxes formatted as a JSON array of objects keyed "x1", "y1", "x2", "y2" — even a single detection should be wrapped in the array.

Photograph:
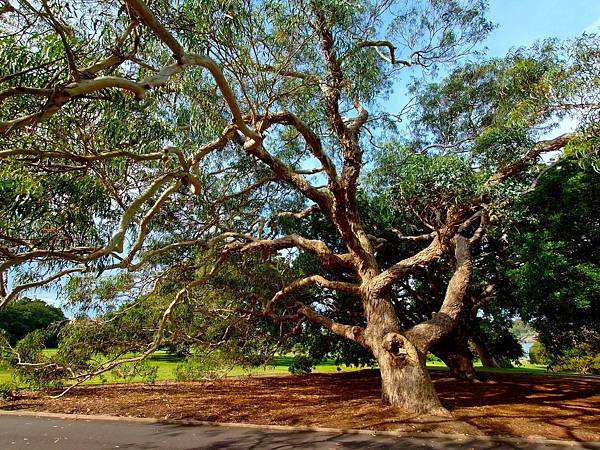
[
  {"x1": 438, "y1": 350, "x2": 479, "y2": 381},
  {"x1": 433, "y1": 294, "x2": 479, "y2": 381},
  {"x1": 473, "y1": 339, "x2": 500, "y2": 368},
  {"x1": 378, "y1": 352, "x2": 449, "y2": 415},
  {"x1": 363, "y1": 288, "x2": 449, "y2": 416},
  {"x1": 375, "y1": 332, "x2": 450, "y2": 416},
  {"x1": 361, "y1": 235, "x2": 473, "y2": 416}
]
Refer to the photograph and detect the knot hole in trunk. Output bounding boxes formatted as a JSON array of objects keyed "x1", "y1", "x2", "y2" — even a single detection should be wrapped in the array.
[{"x1": 382, "y1": 332, "x2": 418, "y2": 366}]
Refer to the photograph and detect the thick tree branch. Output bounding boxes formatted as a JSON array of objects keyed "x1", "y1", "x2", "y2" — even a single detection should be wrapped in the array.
[
  {"x1": 370, "y1": 235, "x2": 445, "y2": 295},
  {"x1": 405, "y1": 235, "x2": 473, "y2": 353},
  {"x1": 119, "y1": 182, "x2": 183, "y2": 267},
  {"x1": 259, "y1": 111, "x2": 339, "y2": 186},
  {"x1": 486, "y1": 133, "x2": 575, "y2": 186},
  {"x1": 272, "y1": 204, "x2": 320, "y2": 221},
  {"x1": 1, "y1": 54, "x2": 259, "y2": 140},
  {"x1": 391, "y1": 230, "x2": 436, "y2": 241},
  {"x1": 0, "y1": 267, "x2": 84, "y2": 308},
  {"x1": 298, "y1": 304, "x2": 368, "y2": 348},
  {"x1": 242, "y1": 139, "x2": 333, "y2": 213},
  {"x1": 0, "y1": 87, "x2": 54, "y2": 105},
  {"x1": 263, "y1": 275, "x2": 359, "y2": 316},
  {"x1": 357, "y1": 41, "x2": 412, "y2": 67},
  {"x1": 227, "y1": 234, "x2": 355, "y2": 271},
  {"x1": 126, "y1": 0, "x2": 184, "y2": 62},
  {"x1": 0, "y1": 147, "x2": 165, "y2": 162},
  {"x1": 0, "y1": 247, "x2": 97, "y2": 274}
]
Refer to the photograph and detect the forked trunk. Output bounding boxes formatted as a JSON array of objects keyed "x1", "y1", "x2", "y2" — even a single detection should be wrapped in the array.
[
  {"x1": 377, "y1": 349, "x2": 449, "y2": 416},
  {"x1": 373, "y1": 332, "x2": 450, "y2": 416},
  {"x1": 363, "y1": 287, "x2": 450, "y2": 416},
  {"x1": 360, "y1": 233, "x2": 473, "y2": 416}
]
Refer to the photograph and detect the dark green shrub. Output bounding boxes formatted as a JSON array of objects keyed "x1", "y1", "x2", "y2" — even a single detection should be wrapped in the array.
[
  {"x1": 550, "y1": 344, "x2": 600, "y2": 374},
  {"x1": 288, "y1": 355, "x2": 317, "y2": 375}
]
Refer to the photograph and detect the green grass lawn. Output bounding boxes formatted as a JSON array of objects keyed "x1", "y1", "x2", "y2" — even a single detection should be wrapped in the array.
[
  {"x1": 0, "y1": 370, "x2": 13, "y2": 384},
  {"x1": 0, "y1": 350, "x2": 367, "y2": 387},
  {"x1": 0, "y1": 350, "x2": 559, "y2": 388},
  {"x1": 426, "y1": 359, "x2": 550, "y2": 375}
]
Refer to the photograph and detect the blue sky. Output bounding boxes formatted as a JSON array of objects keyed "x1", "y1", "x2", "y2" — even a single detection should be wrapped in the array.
[
  {"x1": 484, "y1": 1, "x2": 600, "y2": 138},
  {"x1": 486, "y1": 0, "x2": 600, "y2": 56},
  {"x1": 386, "y1": 1, "x2": 600, "y2": 117}
]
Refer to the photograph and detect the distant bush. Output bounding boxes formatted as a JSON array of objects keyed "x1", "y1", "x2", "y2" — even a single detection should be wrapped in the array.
[
  {"x1": 550, "y1": 344, "x2": 600, "y2": 375},
  {"x1": 426, "y1": 353, "x2": 443, "y2": 364},
  {"x1": 0, "y1": 330, "x2": 67, "y2": 389},
  {"x1": 528, "y1": 342, "x2": 550, "y2": 365},
  {"x1": 288, "y1": 355, "x2": 317, "y2": 375},
  {"x1": 174, "y1": 352, "x2": 229, "y2": 381},
  {"x1": 0, "y1": 298, "x2": 66, "y2": 347}
]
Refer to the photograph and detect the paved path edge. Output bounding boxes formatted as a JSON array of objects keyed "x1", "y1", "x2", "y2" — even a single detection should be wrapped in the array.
[{"x1": 1, "y1": 409, "x2": 598, "y2": 448}]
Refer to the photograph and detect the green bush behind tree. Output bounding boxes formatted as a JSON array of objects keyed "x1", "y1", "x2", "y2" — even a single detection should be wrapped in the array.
[{"x1": 0, "y1": 298, "x2": 65, "y2": 347}]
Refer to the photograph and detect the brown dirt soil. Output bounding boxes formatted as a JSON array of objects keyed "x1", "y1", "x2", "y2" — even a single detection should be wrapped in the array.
[{"x1": 1, "y1": 370, "x2": 599, "y2": 441}]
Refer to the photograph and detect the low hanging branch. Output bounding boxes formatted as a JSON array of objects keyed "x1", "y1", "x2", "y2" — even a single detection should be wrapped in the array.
[
  {"x1": 298, "y1": 304, "x2": 368, "y2": 348},
  {"x1": 262, "y1": 274, "x2": 360, "y2": 317}
]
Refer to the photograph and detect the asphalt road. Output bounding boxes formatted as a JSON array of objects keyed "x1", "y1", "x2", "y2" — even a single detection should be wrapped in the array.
[{"x1": 1, "y1": 414, "x2": 599, "y2": 450}]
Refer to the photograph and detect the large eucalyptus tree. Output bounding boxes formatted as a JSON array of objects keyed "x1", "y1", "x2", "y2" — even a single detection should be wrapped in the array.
[{"x1": 1, "y1": 0, "x2": 596, "y2": 414}]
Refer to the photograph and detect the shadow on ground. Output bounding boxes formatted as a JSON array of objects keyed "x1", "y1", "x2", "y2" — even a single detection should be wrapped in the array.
[{"x1": 1, "y1": 370, "x2": 598, "y2": 442}]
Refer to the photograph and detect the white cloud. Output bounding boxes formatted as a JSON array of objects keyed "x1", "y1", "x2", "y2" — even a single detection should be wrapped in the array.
[{"x1": 584, "y1": 16, "x2": 600, "y2": 33}]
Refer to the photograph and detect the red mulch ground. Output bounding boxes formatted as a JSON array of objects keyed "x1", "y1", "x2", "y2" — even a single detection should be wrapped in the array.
[{"x1": 1, "y1": 370, "x2": 599, "y2": 441}]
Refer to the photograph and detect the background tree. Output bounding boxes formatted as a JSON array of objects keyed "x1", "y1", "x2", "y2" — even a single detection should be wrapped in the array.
[
  {"x1": 503, "y1": 158, "x2": 600, "y2": 372},
  {"x1": 0, "y1": 298, "x2": 65, "y2": 347}
]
